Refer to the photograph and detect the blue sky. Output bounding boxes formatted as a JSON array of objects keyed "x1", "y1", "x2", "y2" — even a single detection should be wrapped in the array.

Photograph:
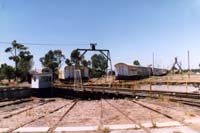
[{"x1": 1, "y1": 0, "x2": 200, "y2": 69}]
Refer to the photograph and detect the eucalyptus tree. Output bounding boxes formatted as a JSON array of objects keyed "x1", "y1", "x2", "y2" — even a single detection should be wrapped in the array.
[
  {"x1": 0, "y1": 64, "x2": 15, "y2": 82},
  {"x1": 70, "y1": 49, "x2": 84, "y2": 66},
  {"x1": 65, "y1": 58, "x2": 72, "y2": 66},
  {"x1": 133, "y1": 60, "x2": 140, "y2": 66},
  {"x1": 40, "y1": 50, "x2": 65, "y2": 80},
  {"x1": 91, "y1": 54, "x2": 108, "y2": 77},
  {"x1": 5, "y1": 40, "x2": 33, "y2": 81}
]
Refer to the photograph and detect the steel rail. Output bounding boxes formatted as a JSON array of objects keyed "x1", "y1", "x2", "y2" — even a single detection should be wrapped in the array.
[
  {"x1": 7, "y1": 100, "x2": 72, "y2": 132},
  {"x1": 47, "y1": 99, "x2": 79, "y2": 133},
  {"x1": 131, "y1": 100, "x2": 200, "y2": 132},
  {"x1": 104, "y1": 99, "x2": 151, "y2": 133}
]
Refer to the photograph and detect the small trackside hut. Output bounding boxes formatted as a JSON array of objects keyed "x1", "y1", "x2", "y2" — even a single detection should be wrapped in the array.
[{"x1": 31, "y1": 73, "x2": 52, "y2": 88}]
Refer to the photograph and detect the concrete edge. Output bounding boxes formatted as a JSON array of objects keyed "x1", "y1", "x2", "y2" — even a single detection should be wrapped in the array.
[{"x1": 13, "y1": 127, "x2": 49, "y2": 133}]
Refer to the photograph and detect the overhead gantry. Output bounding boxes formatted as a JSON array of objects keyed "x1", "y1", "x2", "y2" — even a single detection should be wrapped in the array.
[{"x1": 76, "y1": 43, "x2": 113, "y2": 72}]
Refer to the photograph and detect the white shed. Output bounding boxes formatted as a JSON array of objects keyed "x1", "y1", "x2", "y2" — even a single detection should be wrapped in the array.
[
  {"x1": 59, "y1": 66, "x2": 89, "y2": 80},
  {"x1": 31, "y1": 73, "x2": 52, "y2": 88}
]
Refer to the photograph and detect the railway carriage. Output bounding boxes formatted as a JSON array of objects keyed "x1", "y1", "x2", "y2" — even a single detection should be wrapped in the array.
[
  {"x1": 115, "y1": 63, "x2": 168, "y2": 80},
  {"x1": 115, "y1": 63, "x2": 152, "y2": 80}
]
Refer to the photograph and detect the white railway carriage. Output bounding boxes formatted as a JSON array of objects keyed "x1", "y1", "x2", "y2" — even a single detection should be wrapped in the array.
[
  {"x1": 115, "y1": 63, "x2": 151, "y2": 80},
  {"x1": 59, "y1": 66, "x2": 89, "y2": 81},
  {"x1": 115, "y1": 63, "x2": 168, "y2": 80}
]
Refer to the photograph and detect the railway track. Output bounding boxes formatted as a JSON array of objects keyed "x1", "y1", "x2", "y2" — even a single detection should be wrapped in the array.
[
  {"x1": 0, "y1": 99, "x2": 55, "y2": 120},
  {"x1": 0, "y1": 98, "x2": 54, "y2": 114},
  {"x1": 56, "y1": 85, "x2": 200, "y2": 99},
  {"x1": 103, "y1": 99, "x2": 151, "y2": 133},
  {"x1": 134, "y1": 90, "x2": 200, "y2": 99},
  {"x1": 135, "y1": 91, "x2": 200, "y2": 109},
  {"x1": 0, "y1": 97, "x2": 199, "y2": 132},
  {"x1": 7, "y1": 99, "x2": 79, "y2": 132},
  {"x1": 169, "y1": 98, "x2": 200, "y2": 108},
  {"x1": 0, "y1": 98, "x2": 33, "y2": 108},
  {"x1": 47, "y1": 99, "x2": 79, "y2": 132},
  {"x1": 131, "y1": 99, "x2": 200, "y2": 132}
]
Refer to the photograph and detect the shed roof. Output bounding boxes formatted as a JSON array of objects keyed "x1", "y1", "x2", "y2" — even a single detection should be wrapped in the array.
[{"x1": 32, "y1": 73, "x2": 52, "y2": 76}]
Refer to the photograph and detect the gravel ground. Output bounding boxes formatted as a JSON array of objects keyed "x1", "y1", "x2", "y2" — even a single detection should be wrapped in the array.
[
  {"x1": 102, "y1": 99, "x2": 132, "y2": 125},
  {"x1": 58, "y1": 100, "x2": 102, "y2": 126}
]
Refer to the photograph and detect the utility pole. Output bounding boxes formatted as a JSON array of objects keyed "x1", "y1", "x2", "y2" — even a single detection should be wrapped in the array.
[
  {"x1": 12, "y1": 40, "x2": 17, "y2": 81},
  {"x1": 152, "y1": 52, "x2": 154, "y2": 76},
  {"x1": 188, "y1": 50, "x2": 190, "y2": 71},
  {"x1": 188, "y1": 50, "x2": 190, "y2": 78}
]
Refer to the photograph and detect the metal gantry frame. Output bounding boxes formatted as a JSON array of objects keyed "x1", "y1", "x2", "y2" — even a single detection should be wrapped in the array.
[
  {"x1": 170, "y1": 57, "x2": 183, "y2": 73},
  {"x1": 76, "y1": 43, "x2": 113, "y2": 72}
]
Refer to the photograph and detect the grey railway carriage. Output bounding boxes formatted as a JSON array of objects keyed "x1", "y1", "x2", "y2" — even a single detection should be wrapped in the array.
[
  {"x1": 59, "y1": 66, "x2": 89, "y2": 81},
  {"x1": 115, "y1": 63, "x2": 168, "y2": 80}
]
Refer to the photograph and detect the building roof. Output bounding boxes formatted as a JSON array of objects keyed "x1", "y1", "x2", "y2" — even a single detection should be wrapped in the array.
[{"x1": 32, "y1": 73, "x2": 52, "y2": 76}]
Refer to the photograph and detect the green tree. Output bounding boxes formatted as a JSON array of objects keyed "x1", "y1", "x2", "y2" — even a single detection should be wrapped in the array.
[
  {"x1": 0, "y1": 64, "x2": 15, "y2": 82},
  {"x1": 18, "y1": 51, "x2": 33, "y2": 81},
  {"x1": 91, "y1": 54, "x2": 108, "y2": 77},
  {"x1": 54, "y1": 50, "x2": 65, "y2": 68},
  {"x1": 70, "y1": 49, "x2": 83, "y2": 66},
  {"x1": 40, "y1": 50, "x2": 65, "y2": 80},
  {"x1": 5, "y1": 40, "x2": 33, "y2": 81},
  {"x1": 133, "y1": 60, "x2": 140, "y2": 66},
  {"x1": 81, "y1": 60, "x2": 89, "y2": 67},
  {"x1": 0, "y1": 64, "x2": 4, "y2": 80},
  {"x1": 65, "y1": 58, "x2": 72, "y2": 66}
]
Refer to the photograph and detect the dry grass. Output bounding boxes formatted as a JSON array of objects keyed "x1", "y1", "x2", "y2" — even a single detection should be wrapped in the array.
[
  {"x1": 173, "y1": 131, "x2": 182, "y2": 133},
  {"x1": 97, "y1": 126, "x2": 110, "y2": 133},
  {"x1": 185, "y1": 112, "x2": 196, "y2": 117},
  {"x1": 151, "y1": 119, "x2": 157, "y2": 128},
  {"x1": 158, "y1": 95, "x2": 169, "y2": 102}
]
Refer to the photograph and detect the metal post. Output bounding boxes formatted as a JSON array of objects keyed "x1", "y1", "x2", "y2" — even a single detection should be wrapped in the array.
[
  {"x1": 188, "y1": 50, "x2": 190, "y2": 78},
  {"x1": 188, "y1": 50, "x2": 190, "y2": 71},
  {"x1": 149, "y1": 83, "x2": 152, "y2": 98},
  {"x1": 109, "y1": 51, "x2": 113, "y2": 72},
  {"x1": 152, "y1": 52, "x2": 154, "y2": 76}
]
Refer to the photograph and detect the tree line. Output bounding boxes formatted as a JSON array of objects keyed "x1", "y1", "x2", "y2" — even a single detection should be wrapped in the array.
[{"x1": 0, "y1": 40, "x2": 108, "y2": 82}]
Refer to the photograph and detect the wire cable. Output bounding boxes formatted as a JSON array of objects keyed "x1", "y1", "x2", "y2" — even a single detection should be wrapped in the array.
[{"x1": 0, "y1": 41, "x2": 89, "y2": 46}]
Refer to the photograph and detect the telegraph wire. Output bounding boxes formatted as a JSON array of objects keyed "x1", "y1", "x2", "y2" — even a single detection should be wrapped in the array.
[{"x1": 0, "y1": 41, "x2": 89, "y2": 46}]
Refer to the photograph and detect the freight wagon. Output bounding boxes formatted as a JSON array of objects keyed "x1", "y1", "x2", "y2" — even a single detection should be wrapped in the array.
[{"x1": 115, "y1": 63, "x2": 168, "y2": 80}]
